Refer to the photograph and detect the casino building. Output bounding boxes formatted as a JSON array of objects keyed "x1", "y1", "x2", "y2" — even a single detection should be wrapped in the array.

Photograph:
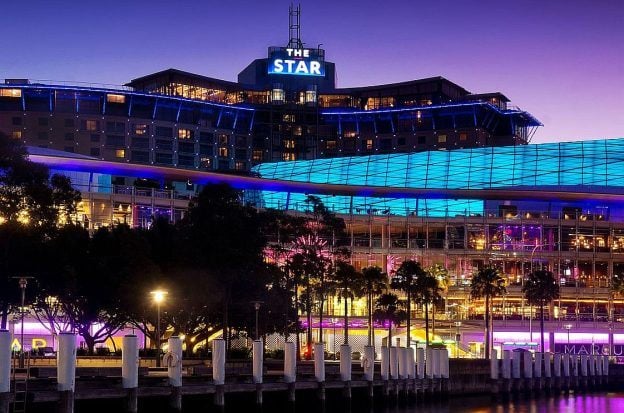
[{"x1": 1, "y1": 6, "x2": 623, "y2": 355}]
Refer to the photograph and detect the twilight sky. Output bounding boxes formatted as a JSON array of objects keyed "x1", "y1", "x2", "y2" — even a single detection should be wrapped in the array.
[{"x1": 0, "y1": 0, "x2": 621, "y2": 143}]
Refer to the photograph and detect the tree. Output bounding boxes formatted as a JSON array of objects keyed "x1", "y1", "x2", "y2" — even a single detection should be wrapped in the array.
[
  {"x1": 391, "y1": 260, "x2": 426, "y2": 346},
  {"x1": 361, "y1": 266, "x2": 388, "y2": 347},
  {"x1": 470, "y1": 266, "x2": 506, "y2": 359},
  {"x1": 522, "y1": 270, "x2": 559, "y2": 352},
  {"x1": 330, "y1": 260, "x2": 363, "y2": 345},
  {"x1": 413, "y1": 271, "x2": 443, "y2": 347},
  {"x1": 373, "y1": 293, "x2": 407, "y2": 349}
]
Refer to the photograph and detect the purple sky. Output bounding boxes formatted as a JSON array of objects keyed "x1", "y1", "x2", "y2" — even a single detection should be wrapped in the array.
[{"x1": 1, "y1": 0, "x2": 621, "y2": 143}]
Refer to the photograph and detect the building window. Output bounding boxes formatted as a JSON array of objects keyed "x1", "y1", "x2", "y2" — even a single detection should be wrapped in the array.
[
  {"x1": 284, "y1": 139, "x2": 295, "y2": 149},
  {"x1": 83, "y1": 119, "x2": 99, "y2": 132},
  {"x1": 155, "y1": 126, "x2": 173, "y2": 137},
  {"x1": 11, "y1": 131, "x2": 22, "y2": 139},
  {"x1": 11, "y1": 117, "x2": 22, "y2": 126},
  {"x1": 235, "y1": 136, "x2": 247, "y2": 146},
  {"x1": 155, "y1": 153, "x2": 173, "y2": 164},
  {"x1": 178, "y1": 128, "x2": 193, "y2": 140},
  {"x1": 218, "y1": 147, "x2": 228, "y2": 157},
  {"x1": 380, "y1": 139, "x2": 392, "y2": 150},
  {"x1": 365, "y1": 139, "x2": 373, "y2": 150},
  {"x1": 90, "y1": 134, "x2": 100, "y2": 142},
  {"x1": 235, "y1": 161, "x2": 246, "y2": 171},
  {"x1": 37, "y1": 132, "x2": 48, "y2": 140},
  {"x1": 417, "y1": 136, "x2": 426, "y2": 145},
  {"x1": 459, "y1": 133, "x2": 467, "y2": 141},
  {"x1": 199, "y1": 145, "x2": 213, "y2": 156},
  {"x1": 200, "y1": 157, "x2": 212, "y2": 169},
  {"x1": 64, "y1": 132, "x2": 74, "y2": 141},
  {"x1": 199, "y1": 132, "x2": 214, "y2": 143},
  {"x1": 282, "y1": 152, "x2": 296, "y2": 161},
  {"x1": 134, "y1": 124, "x2": 149, "y2": 135},
  {"x1": 252, "y1": 150, "x2": 263, "y2": 161},
  {"x1": 64, "y1": 119, "x2": 74, "y2": 127},
  {"x1": 438, "y1": 134, "x2": 447, "y2": 143},
  {"x1": 326, "y1": 140, "x2": 337, "y2": 150},
  {"x1": 235, "y1": 149, "x2": 247, "y2": 159},
  {"x1": 106, "y1": 121, "x2": 125, "y2": 134},
  {"x1": 115, "y1": 149, "x2": 125, "y2": 158},
  {"x1": 106, "y1": 94, "x2": 126, "y2": 104},
  {"x1": 293, "y1": 126, "x2": 303, "y2": 136},
  {"x1": 398, "y1": 137, "x2": 406, "y2": 146},
  {"x1": 90, "y1": 147, "x2": 100, "y2": 157},
  {"x1": 218, "y1": 134, "x2": 229, "y2": 145},
  {"x1": 0, "y1": 89, "x2": 21, "y2": 97},
  {"x1": 282, "y1": 114, "x2": 295, "y2": 122},
  {"x1": 38, "y1": 117, "x2": 49, "y2": 126}
]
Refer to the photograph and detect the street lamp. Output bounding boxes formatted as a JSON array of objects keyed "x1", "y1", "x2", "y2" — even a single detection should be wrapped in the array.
[
  {"x1": 251, "y1": 301, "x2": 263, "y2": 341},
  {"x1": 564, "y1": 323, "x2": 573, "y2": 353},
  {"x1": 150, "y1": 290, "x2": 168, "y2": 367},
  {"x1": 454, "y1": 321, "x2": 462, "y2": 358}
]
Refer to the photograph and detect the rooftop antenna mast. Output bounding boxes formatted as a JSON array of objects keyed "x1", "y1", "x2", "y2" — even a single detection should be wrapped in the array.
[{"x1": 288, "y1": 3, "x2": 304, "y2": 49}]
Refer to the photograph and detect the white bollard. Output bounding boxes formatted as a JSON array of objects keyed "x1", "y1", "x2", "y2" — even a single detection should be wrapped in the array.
[
  {"x1": 314, "y1": 342, "x2": 325, "y2": 382},
  {"x1": 167, "y1": 336, "x2": 183, "y2": 387},
  {"x1": 523, "y1": 351, "x2": 533, "y2": 378},
  {"x1": 580, "y1": 354, "x2": 588, "y2": 377},
  {"x1": 571, "y1": 355, "x2": 579, "y2": 377},
  {"x1": 389, "y1": 346, "x2": 399, "y2": 379},
  {"x1": 380, "y1": 346, "x2": 390, "y2": 380},
  {"x1": 425, "y1": 347, "x2": 433, "y2": 378},
  {"x1": 340, "y1": 344, "x2": 352, "y2": 382},
  {"x1": 511, "y1": 351, "x2": 521, "y2": 379},
  {"x1": 283, "y1": 342, "x2": 297, "y2": 383},
  {"x1": 57, "y1": 333, "x2": 77, "y2": 392},
  {"x1": 603, "y1": 355, "x2": 609, "y2": 376},
  {"x1": 363, "y1": 345, "x2": 375, "y2": 381},
  {"x1": 253, "y1": 340, "x2": 263, "y2": 384},
  {"x1": 490, "y1": 349, "x2": 499, "y2": 380},
  {"x1": 398, "y1": 347, "x2": 408, "y2": 379},
  {"x1": 440, "y1": 348, "x2": 449, "y2": 379},
  {"x1": 0, "y1": 330, "x2": 10, "y2": 394},
  {"x1": 562, "y1": 353, "x2": 570, "y2": 377},
  {"x1": 596, "y1": 355, "x2": 603, "y2": 376},
  {"x1": 544, "y1": 353, "x2": 552, "y2": 378},
  {"x1": 534, "y1": 352, "x2": 542, "y2": 378},
  {"x1": 416, "y1": 348, "x2": 425, "y2": 379},
  {"x1": 589, "y1": 355, "x2": 596, "y2": 376},
  {"x1": 407, "y1": 347, "x2": 415, "y2": 379},
  {"x1": 212, "y1": 339, "x2": 226, "y2": 385},
  {"x1": 432, "y1": 348, "x2": 442, "y2": 378},
  {"x1": 553, "y1": 353, "x2": 562, "y2": 377},
  {"x1": 122, "y1": 335, "x2": 139, "y2": 389},
  {"x1": 502, "y1": 350, "x2": 511, "y2": 379}
]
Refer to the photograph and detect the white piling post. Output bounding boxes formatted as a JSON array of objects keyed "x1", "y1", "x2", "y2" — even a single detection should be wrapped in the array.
[
  {"x1": 589, "y1": 355, "x2": 596, "y2": 376},
  {"x1": 407, "y1": 347, "x2": 415, "y2": 379},
  {"x1": 502, "y1": 350, "x2": 511, "y2": 379},
  {"x1": 398, "y1": 347, "x2": 408, "y2": 379},
  {"x1": 283, "y1": 342, "x2": 296, "y2": 383},
  {"x1": 340, "y1": 344, "x2": 352, "y2": 382},
  {"x1": 425, "y1": 347, "x2": 434, "y2": 378},
  {"x1": 523, "y1": 351, "x2": 533, "y2": 378},
  {"x1": 562, "y1": 353, "x2": 570, "y2": 378},
  {"x1": 603, "y1": 356, "x2": 609, "y2": 376},
  {"x1": 534, "y1": 352, "x2": 542, "y2": 378},
  {"x1": 389, "y1": 346, "x2": 399, "y2": 379},
  {"x1": 416, "y1": 348, "x2": 425, "y2": 379},
  {"x1": 580, "y1": 354, "x2": 588, "y2": 377},
  {"x1": 571, "y1": 355, "x2": 579, "y2": 377},
  {"x1": 0, "y1": 330, "x2": 11, "y2": 413},
  {"x1": 363, "y1": 345, "x2": 375, "y2": 381},
  {"x1": 596, "y1": 355, "x2": 603, "y2": 376},
  {"x1": 57, "y1": 333, "x2": 77, "y2": 413},
  {"x1": 212, "y1": 339, "x2": 226, "y2": 385},
  {"x1": 314, "y1": 342, "x2": 325, "y2": 382},
  {"x1": 490, "y1": 349, "x2": 499, "y2": 379},
  {"x1": 440, "y1": 348, "x2": 449, "y2": 379},
  {"x1": 122, "y1": 335, "x2": 139, "y2": 389},
  {"x1": 167, "y1": 336, "x2": 183, "y2": 387},
  {"x1": 511, "y1": 351, "x2": 521, "y2": 379},
  {"x1": 380, "y1": 346, "x2": 390, "y2": 380},
  {"x1": 544, "y1": 352, "x2": 552, "y2": 378},
  {"x1": 553, "y1": 353, "x2": 562, "y2": 377},
  {"x1": 253, "y1": 340, "x2": 263, "y2": 384}
]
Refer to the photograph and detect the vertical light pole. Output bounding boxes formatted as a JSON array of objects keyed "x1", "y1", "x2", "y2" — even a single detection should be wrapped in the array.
[
  {"x1": 454, "y1": 321, "x2": 462, "y2": 358},
  {"x1": 150, "y1": 290, "x2": 168, "y2": 367},
  {"x1": 251, "y1": 301, "x2": 263, "y2": 341},
  {"x1": 18, "y1": 278, "x2": 27, "y2": 368},
  {"x1": 564, "y1": 323, "x2": 572, "y2": 353}
]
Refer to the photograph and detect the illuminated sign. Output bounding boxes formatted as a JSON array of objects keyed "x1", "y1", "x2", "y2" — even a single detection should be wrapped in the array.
[{"x1": 268, "y1": 48, "x2": 325, "y2": 77}]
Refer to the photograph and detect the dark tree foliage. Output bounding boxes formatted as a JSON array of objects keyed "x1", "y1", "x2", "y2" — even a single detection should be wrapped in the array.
[
  {"x1": 361, "y1": 266, "x2": 388, "y2": 346},
  {"x1": 330, "y1": 260, "x2": 363, "y2": 345},
  {"x1": 391, "y1": 260, "x2": 426, "y2": 346},
  {"x1": 523, "y1": 270, "x2": 560, "y2": 352},
  {"x1": 470, "y1": 266, "x2": 506, "y2": 359},
  {"x1": 373, "y1": 292, "x2": 407, "y2": 348}
]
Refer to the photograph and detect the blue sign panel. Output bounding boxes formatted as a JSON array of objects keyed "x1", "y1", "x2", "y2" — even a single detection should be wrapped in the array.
[{"x1": 268, "y1": 48, "x2": 325, "y2": 77}]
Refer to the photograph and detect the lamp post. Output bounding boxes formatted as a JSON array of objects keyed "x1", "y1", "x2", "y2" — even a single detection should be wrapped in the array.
[
  {"x1": 150, "y1": 290, "x2": 168, "y2": 367},
  {"x1": 251, "y1": 301, "x2": 263, "y2": 341},
  {"x1": 564, "y1": 323, "x2": 572, "y2": 353},
  {"x1": 454, "y1": 321, "x2": 462, "y2": 358},
  {"x1": 44, "y1": 295, "x2": 59, "y2": 350}
]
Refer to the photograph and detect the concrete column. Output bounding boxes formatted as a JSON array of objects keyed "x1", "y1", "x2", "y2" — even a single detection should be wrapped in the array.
[
  {"x1": 363, "y1": 345, "x2": 375, "y2": 381},
  {"x1": 490, "y1": 349, "x2": 499, "y2": 380},
  {"x1": 398, "y1": 347, "x2": 408, "y2": 379},
  {"x1": 57, "y1": 333, "x2": 77, "y2": 413},
  {"x1": 212, "y1": 339, "x2": 226, "y2": 385},
  {"x1": 553, "y1": 353, "x2": 562, "y2": 377},
  {"x1": 167, "y1": 336, "x2": 183, "y2": 411},
  {"x1": 502, "y1": 350, "x2": 511, "y2": 379},
  {"x1": 511, "y1": 351, "x2": 521, "y2": 379},
  {"x1": 416, "y1": 348, "x2": 425, "y2": 379},
  {"x1": 544, "y1": 353, "x2": 552, "y2": 378},
  {"x1": 380, "y1": 346, "x2": 390, "y2": 380},
  {"x1": 589, "y1": 355, "x2": 596, "y2": 376},
  {"x1": 252, "y1": 340, "x2": 263, "y2": 384},
  {"x1": 562, "y1": 353, "x2": 570, "y2": 377},
  {"x1": 0, "y1": 330, "x2": 10, "y2": 413},
  {"x1": 580, "y1": 354, "x2": 588, "y2": 377},
  {"x1": 340, "y1": 344, "x2": 352, "y2": 382},
  {"x1": 407, "y1": 347, "x2": 415, "y2": 379},
  {"x1": 440, "y1": 348, "x2": 449, "y2": 379},
  {"x1": 284, "y1": 341, "x2": 296, "y2": 383},
  {"x1": 523, "y1": 351, "x2": 533, "y2": 379},
  {"x1": 122, "y1": 335, "x2": 139, "y2": 413},
  {"x1": 534, "y1": 352, "x2": 542, "y2": 378},
  {"x1": 425, "y1": 347, "x2": 433, "y2": 378},
  {"x1": 314, "y1": 342, "x2": 325, "y2": 382},
  {"x1": 389, "y1": 346, "x2": 399, "y2": 380}
]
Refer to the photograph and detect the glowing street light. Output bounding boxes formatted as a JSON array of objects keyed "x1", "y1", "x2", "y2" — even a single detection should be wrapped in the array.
[
  {"x1": 150, "y1": 289, "x2": 168, "y2": 367},
  {"x1": 564, "y1": 323, "x2": 573, "y2": 352}
]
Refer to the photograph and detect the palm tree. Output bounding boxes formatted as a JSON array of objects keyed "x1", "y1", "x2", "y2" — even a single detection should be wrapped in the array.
[
  {"x1": 413, "y1": 272, "x2": 442, "y2": 346},
  {"x1": 611, "y1": 273, "x2": 624, "y2": 323},
  {"x1": 391, "y1": 260, "x2": 426, "y2": 346},
  {"x1": 330, "y1": 260, "x2": 363, "y2": 344},
  {"x1": 522, "y1": 270, "x2": 560, "y2": 352},
  {"x1": 470, "y1": 266, "x2": 506, "y2": 359},
  {"x1": 373, "y1": 293, "x2": 408, "y2": 349},
  {"x1": 361, "y1": 266, "x2": 389, "y2": 346},
  {"x1": 425, "y1": 264, "x2": 449, "y2": 339}
]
